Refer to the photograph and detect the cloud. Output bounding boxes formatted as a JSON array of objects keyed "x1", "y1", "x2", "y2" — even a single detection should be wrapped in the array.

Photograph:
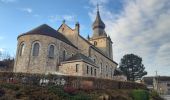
[
  {"x1": 0, "y1": 0, "x2": 17, "y2": 3},
  {"x1": 88, "y1": 0, "x2": 170, "y2": 75},
  {"x1": 21, "y1": 8, "x2": 33, "y2": 13},
  {"x1": 0, "y1": 48, "x2": 4, "y2": 52},
  {"x1": 49, "y1": 15, "x2": 76, "y2": 22}
]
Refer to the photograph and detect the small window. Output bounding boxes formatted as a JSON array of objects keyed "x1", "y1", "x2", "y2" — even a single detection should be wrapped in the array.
[
  {"x1": 100, "y1": 63, "x2": 102, "y2": 73},
  {"x1": 94, "y1": 69, "x2": 96, "y2": 76},
  {"x1": 48, "y1": 45, "x2": 55, "y2": 58},
  {"x1": 76, "y1": 64, "x2": 79, "y2": 72},
  {"x1": 87, "y1": 65, "x2": 89, "y2": 74},
  {"x1": 94, "y1": 41, "x2": 97, "y2": 46},
  {"x1": 32, "y1": 42, "x2": 40, "y2": 56},
  {"x1": 94, "y1": 59, "x2": 96, "y2": 63},
  {"x1": 63, "y1": 50, "x2": 66, "y2": 61},
  {"x1": 91, "y1": 67, "x2": 93, "y2": 75},
  {"x1": 167, "y1": 84, "x2": 170, "y2": 87},
  {"x1": 72, "y1": 53, "x2": 74, "y2": 57},
  {"x1": 19, "y1": 43, "x2": 25, "y2": 56},
  {"x1": 106, "y1": 65, "x2": 108, "y2": 77}
]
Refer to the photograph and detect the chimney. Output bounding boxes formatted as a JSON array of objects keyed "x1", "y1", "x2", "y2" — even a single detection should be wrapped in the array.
[{"x1": 75, "y1": 22, "x2": 80, "y2": 35}]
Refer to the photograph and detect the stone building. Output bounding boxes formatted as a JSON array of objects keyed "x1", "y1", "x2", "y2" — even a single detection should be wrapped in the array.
[
  {"x1": 14, "y1": 9, "x2": 119, "y2": 80},
  {"x1": 143, "y1": 76, "x2": 170, "y2": 95}
]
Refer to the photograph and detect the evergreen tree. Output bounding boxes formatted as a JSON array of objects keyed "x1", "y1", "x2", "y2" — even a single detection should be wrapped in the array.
[{"x1": 119, "y1": 54, "x2": 147, "y2": 81}]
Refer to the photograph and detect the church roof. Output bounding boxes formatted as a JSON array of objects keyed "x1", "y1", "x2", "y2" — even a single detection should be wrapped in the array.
[
  {"x1": 66, "y1": 53, "x2": 95, "y2": 65},
  {"x1": 92, "y1": 10, "x2": 105, "y2": 29},
  {"x1": 18, "y1": 24, "x2": 77, "y2": 48}
]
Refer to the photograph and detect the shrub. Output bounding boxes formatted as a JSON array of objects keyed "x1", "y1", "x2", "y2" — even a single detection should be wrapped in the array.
[
  {"x1": 64, "y1": 86, "x2": 77, "y2": 95},
  {"x1": 131, "y1": 89, "x2": 149, "y2": 100},
  {"x1": 15, "y1": 90, "x2": 22, "y2": 99},
  {"x1": 0, "y1": 83, "x2": 19, "y2": 91},
  {"x1": 0, "y1": 89, "x2": 5, "y2": 97},
  {"x1": 150, "y1": 90, "x2": 164, "y2": 100}
]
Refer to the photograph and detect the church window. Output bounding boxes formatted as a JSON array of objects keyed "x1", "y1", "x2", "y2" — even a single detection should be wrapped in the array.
[
  {"x1": 94, "y1": 69, "x2": 96, "y2": 76},
  {"x1": 106, "y1": 65, "x2": 108, "y2": 77},
  {"x1": 19, "y1": 42, "x2": 25, "y2": 56},
  {"x1": 62, "y1": 28, "x2": 64, "y2": 32},
  {"x1": 63, "y1": 50, "x2": 66, "y2": 61},
  {"x1": 94, "y1": 58, "x2": 96, "y2": 63},
  {"x1": 48, "y1": 44, "x2": 55, "y2": 58},
  {"x1": 100, "y1": 63, "x2": 102, "y2": 74},
  {"x1": 87, "y1": 65, "x2": 89, "y2": 74},
  {"x1": 32, "y1": 42, "x2": 40, "y2": 56},
  {"x1": 94, "y1": 41, "x2": 97, "y2": 46},
  {"x1": 91, "y1": 67, "x2": 93, "y2": 75},
  {"x1": 76, "y1": 64, "x2": 79, "y2": 72}
]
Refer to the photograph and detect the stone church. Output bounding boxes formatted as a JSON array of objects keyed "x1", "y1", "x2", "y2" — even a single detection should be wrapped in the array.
[{"x1": 14, "y1": 9, "x2": 119, "y2": 80}]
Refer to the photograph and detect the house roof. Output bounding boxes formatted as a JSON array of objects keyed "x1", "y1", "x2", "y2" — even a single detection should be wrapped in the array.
[
  {"x1": 143, "y1": 76, "x2": 170, "y2": 85},
  {"x1": 114, "y1": 68, "x2": 124, "y2": 76},
  {"x1": 66, "y1": 53, "x2": 94, "y2": 64},
  {"x1": 155, "y1": 76, "x2": 170, "y2": 81},
  {"x1": 18, "y1": 24, "x2": 77, "y2": 49},
  {"x1": 143, "y1": 77, "x2": 153, "y2": 85}
]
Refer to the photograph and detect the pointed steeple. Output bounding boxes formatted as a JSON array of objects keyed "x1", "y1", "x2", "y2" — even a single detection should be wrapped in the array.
[
  {"x1": 92, "y1": 5, "x2": 105, "y2": 29},
  {"x1": 92, "y1": 4, "x2": 106, "y2": 38}
]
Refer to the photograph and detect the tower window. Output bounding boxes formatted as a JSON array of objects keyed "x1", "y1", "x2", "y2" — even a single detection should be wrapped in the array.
[
  {"x1": 19, "y1": 42, "x2": 25, "y2": 56},
  {"x1": 32, "y1": 42, "x2": 40, "y2": 56},
  {"x1": 94, "y1": 41, "x2": 97, "y2": 46},
  {"x1": 48, "y1": 44, "x2": 55, "y2": 58}
]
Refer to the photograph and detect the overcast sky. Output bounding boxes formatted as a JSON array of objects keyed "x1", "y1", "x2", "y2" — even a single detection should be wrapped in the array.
[{"x1": 0, "y1": 0, "x2": 170, "y2": 76}]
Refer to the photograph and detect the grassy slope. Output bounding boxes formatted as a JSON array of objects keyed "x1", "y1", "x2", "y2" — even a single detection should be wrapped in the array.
[{"x1": 0, "y1": 83, "x2": 164, "y2": 100}]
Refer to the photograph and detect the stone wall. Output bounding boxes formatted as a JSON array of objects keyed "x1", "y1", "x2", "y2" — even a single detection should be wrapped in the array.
[
  {"x1": 59, "y1": 60, "x2": 99, "y2": 78},
  {"x1": 0, "y1": 72, "x2": 147, "y2": 90},
  {"x1": 90, "y1": 47, "x2": 117, "y2": 79},
  {"x1": 14, "y1": 34, "x2": 77, "y2": 74}
]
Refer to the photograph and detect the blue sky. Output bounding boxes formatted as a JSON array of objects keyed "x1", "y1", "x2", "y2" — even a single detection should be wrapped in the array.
[{"x1": 0, "y1": 0, "x2": 170, "y2": 76}]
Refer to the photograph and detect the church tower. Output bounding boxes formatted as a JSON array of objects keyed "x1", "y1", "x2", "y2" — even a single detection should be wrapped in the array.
[{"x1": 89, "y1": 6, "x2": 113, "y2": 59}]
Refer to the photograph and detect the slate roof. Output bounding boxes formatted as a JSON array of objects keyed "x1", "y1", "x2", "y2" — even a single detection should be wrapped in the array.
[
  {"x1": 143, "y1": 77, "x2": 153, "y2": 85},
  {"x1": 18, "y1": 24, "x2": 77, "y2": 48},
  {"x1": 66, "y1": 53, "x2": 94, "y2": 65},
  {"x1": 143, "y1": 76, "x2": 170, "y2": 85},
  {"x1": 114, "y1": 68, "x2": 124, "y2": 76},
  {"x1": 93, "y1": 10, "x2": 105, "y2": 29}
]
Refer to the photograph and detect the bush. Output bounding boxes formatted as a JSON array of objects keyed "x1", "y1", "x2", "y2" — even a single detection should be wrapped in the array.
[
  {"x1": 0, "y1": 83, "x2": 19, "y2": 91},
  {"x1": 0, "y1": 89, "x2": 5, "y2": 97},
  {"x1": 131, "y1": 89, "x2": 149, "y2": 100},
  {"x1": 150, "y1": 90, "x2": 164, "y2": 100},
  {"x1": 15, "y1": 90, "x2": 22, "y2": 99},
  {"x1": 64, "y1": 86, "x2": 77, "y2": 95}
]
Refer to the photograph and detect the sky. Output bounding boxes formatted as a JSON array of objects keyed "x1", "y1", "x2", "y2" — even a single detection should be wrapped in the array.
[{"x1": 0, "y1": 0, "x2": 170, "y2": 76}]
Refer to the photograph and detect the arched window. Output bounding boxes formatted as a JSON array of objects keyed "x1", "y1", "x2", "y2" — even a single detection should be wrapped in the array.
[
  {"x1": 100, "y1": 63, "x2": 102, "y2": 74},
  {"x1": 63, "y1": 50, "x2": 66, "y2": 61},
  {"x1": 94, "y1": 41, "x2": 97, "y2": 46},
  {"x1": 19, "y1": 42, "x2": 25, "y2": 56},
  {"x1": 48, "y1": 45, "x2": 55, "y2": 58},
  {"x1": 32, "y1": 42, "x2": 40, "y2": 56}
]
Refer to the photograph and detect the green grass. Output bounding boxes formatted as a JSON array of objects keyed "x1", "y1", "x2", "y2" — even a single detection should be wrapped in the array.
[{"x1": 131, "y1": 89, "x2": 149, "y2": 100}]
